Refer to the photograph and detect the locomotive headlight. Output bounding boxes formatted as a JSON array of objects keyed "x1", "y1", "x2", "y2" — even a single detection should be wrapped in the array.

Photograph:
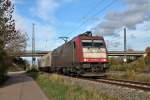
[
  {"x1": 84, "y1": 59, "x2": 87, "y2": 62},
  {"x1": 102, "y1": 59, "x2": 106, "y2": 61}
]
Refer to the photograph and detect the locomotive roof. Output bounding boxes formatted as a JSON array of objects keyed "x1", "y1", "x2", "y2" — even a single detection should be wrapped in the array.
[
  {"x1": 78, "y1": 35, "x2": 104, "y2": 40},
  {"x1": 72, "y1": 31, "x2": 104, "y2": 40},
  {"x1": 70, "y1": 34, "x2": 104, "y2": 41},
  {"x1": 53, "y1": 32, "x2": 104, "y2": 51}
]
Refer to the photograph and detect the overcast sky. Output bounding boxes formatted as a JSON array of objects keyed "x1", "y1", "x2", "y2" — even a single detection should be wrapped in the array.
[{"x1": 13, "y1": 0, "x2": 150, "y2": 51}]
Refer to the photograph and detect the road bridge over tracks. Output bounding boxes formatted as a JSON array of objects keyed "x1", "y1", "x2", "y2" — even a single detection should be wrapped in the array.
[{"x1": 21, "y1": 50, "x2": 145, "y2": 57}]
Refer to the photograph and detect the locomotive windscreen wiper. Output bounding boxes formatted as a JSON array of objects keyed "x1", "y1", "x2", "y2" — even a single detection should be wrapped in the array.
[
  {"x1": 82, "y1": 40, "x2": 104, "y2": 48},
  {"x1": 93, "y1": 40, "x2": 104, "y2": 48},
  {"x1": 82, "y1": 40, "x2": 92, "y2": 47},
  {"x1": 93, "y1": 42, "x2": 104, "y2": 48}
]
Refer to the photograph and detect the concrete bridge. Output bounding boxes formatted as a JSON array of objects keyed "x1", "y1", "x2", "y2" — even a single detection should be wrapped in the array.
[
  {"x1": 21, "y1": 50, "x2": 145, "y2": 57},
  {"x1": 108, "y1": 51, "x2": 145, "y2": 57},
  {"x1": 22, "y1": 51, "x2": 49, "y2": 57}
]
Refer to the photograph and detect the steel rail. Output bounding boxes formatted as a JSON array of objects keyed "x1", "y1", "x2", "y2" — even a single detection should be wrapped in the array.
[
  {"x1": 103, "y1": 78, "x2": 150, "y2": 86},
  {"x1": 90, "y1": 78, "x2": 150, "y2": 91},
  {"x1": 42, "y1": 72, "x2": 150, "y2": 91}
]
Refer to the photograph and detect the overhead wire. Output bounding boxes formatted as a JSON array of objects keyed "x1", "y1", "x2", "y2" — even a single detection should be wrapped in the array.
[
  {"x1": 62, "y1": 0, "x2": 106, "y2": 39},
  {"x1": 80, "y1": 0, "x2": 105, "y2": 22},
  {"x1": 66, "y1": 0, "x2": 109, "y2": 36},
  {"x1": 107, "y1": 29, "x2": 125, "y2": 49},
  {"x1": 67, "y1": 0, "x2": 119, "y2": 37}
]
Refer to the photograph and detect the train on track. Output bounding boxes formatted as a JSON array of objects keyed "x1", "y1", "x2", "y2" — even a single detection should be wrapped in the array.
[{"x1": 38, "y1": 31, "x2": 109, "y2": 76}]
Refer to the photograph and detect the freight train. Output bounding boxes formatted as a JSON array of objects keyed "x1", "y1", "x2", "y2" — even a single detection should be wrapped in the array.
[{"x1": 38, "y1": 31, "x2": 109, "y2": 76}]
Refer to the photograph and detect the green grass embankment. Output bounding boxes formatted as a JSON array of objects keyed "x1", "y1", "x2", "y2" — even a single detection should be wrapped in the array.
[
  {"x1": 28, "y1": 72, "x2": 119, "y2": 100},
  {"x1": 107, "y1": 71, "x2": 150, "y2": 82},
  {"x1": 108, "y1": 56, "x2": 150, "y2": 82}
]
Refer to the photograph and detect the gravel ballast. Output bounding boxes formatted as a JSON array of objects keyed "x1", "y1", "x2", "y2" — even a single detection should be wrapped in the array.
[{"x1": 58, "y1": 75, "x2": 150, "y2": 100}]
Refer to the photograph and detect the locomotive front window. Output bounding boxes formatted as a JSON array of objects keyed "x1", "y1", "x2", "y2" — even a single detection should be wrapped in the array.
[
  {"x1": 93, "y1": 43, "x2": 103, "y2": 47},
  {"x1": 82, "y1": 40, "x2": 104, "y2": 48},
  {"x1": 82, "y1": 40, "x2": 92, "y2": 47},
  {"x1": 82, "y1": 42, "x2": 92, "y2": 47},
  {"x1": 93, "y1": 40, "x2": 104, "y2": 48}
]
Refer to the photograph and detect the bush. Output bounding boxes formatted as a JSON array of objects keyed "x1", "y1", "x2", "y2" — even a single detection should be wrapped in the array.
[
  {"x1": 109, "y1": 64, "x2": 123, "y2": 71},
  {"x1": 124, "y1": 69, "x2": 136, "y2": 80},
  {"x1": 0, "y1": 73, "x2": 8, "y2": 85},
  {"x1": 8, "y1": 58, "x2": 29, "y2": 72},
  {"x1": 0, "y1": 50, "x2": 10, "y2": 84},
  {"x1": 109, "y1": 56, "x2": 150, "y2": 73},
  {"x1": 109, "y1": 57, "x2": 123, "y2": 65},
  {"x1": 26, "y1": 68, "x2": 39, "y2": 79},
  {"x1": 109, "y1": 64, "x2": 135, "y2": 71},
  {"x1": 145, "y1": 47, "x2": 150, "y2": 65}
]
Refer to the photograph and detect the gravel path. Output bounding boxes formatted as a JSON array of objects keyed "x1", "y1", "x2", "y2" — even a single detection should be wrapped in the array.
[{"x1": 60, "y1": 75, "x2": 150, "y2": 100}]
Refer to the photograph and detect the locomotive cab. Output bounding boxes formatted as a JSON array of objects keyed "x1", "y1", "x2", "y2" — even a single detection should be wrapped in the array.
[
  {"x1": 74, "y1": 31, "x2": 109, "y2": 74},
  {"x1": 40, "y1": 31, "x2": 109, "y2": 76},
  {"x1": 82, "y1": 39, "x2": 107, "y2": 62}
]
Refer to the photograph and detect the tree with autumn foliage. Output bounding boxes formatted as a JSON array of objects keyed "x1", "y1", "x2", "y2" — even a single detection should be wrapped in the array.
[
  {"x1": 0, "y1": 0, "x2": 27, "y2": 83},
  {"x1": 145, "y1": 47, "x2": 150, "y2": 65}
]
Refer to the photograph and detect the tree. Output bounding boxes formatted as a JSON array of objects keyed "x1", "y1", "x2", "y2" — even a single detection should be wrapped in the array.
[
  {"x1": 145, "y1": 47, "x2": 150, "y2": 65},
  {"x1": 0, "y1": 0, "x2": 27, "y2": 83},
  {"x1": 0, "y1": 0, "x2": 27, "y2": 55},
  {"x1": 8, "y1": 58, "x2": 29, "y2": 71}
]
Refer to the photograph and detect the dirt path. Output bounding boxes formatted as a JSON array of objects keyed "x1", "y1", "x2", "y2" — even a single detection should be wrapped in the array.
[{"x1": 0, "y1": 73, "x2": 49, "y2": 100}]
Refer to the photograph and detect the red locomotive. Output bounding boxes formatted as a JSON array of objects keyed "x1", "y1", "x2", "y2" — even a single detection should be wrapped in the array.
[{"x1": 39, "y1": 31, "x2": 109, "y2": 75}]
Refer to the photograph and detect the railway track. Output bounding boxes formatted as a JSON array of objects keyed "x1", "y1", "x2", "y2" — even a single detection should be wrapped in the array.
[
  {"x1": 42, "y1": 72, "x2": 150, "y2": 91},
  {"x1": 84, "y1": 78, "x2": 150, "y2": 91}
]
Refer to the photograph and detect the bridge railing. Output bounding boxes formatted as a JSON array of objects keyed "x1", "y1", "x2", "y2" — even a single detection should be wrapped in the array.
[{"x1": 21, "y1": 51, "x2": 145, "y2": 57}]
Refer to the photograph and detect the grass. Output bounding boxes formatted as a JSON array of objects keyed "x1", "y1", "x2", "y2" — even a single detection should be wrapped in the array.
[
  {"x1": 107, "y1": 71, "x2": 150, "y2": 82},
  {"x1": 108, "y1": 57, "x2": 150, "y2": 82},
  {"x1": 28, "y1": 72, "x2": 119, "y2": 100},
  {"x1": 26, "y1": 68, "x2": 39, "y2": 79},
  {"x1": 109, "y1": 57, "x2": 150, "y2": 72}
]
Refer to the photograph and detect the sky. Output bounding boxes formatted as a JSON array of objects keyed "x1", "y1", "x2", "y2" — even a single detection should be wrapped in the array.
[{"x1": 12, "y1": 0, "x2": 150, "y2": 51}]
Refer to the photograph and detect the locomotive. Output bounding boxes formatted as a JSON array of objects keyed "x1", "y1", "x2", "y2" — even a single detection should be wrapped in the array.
[{"x1": 39, "y1": 31, "x2": 109, "y2": 75}]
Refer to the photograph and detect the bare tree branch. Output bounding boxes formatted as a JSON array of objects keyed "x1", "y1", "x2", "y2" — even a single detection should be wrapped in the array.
[{"x1": 0, "y1": 0, "x2": 27, "y2": 56}]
